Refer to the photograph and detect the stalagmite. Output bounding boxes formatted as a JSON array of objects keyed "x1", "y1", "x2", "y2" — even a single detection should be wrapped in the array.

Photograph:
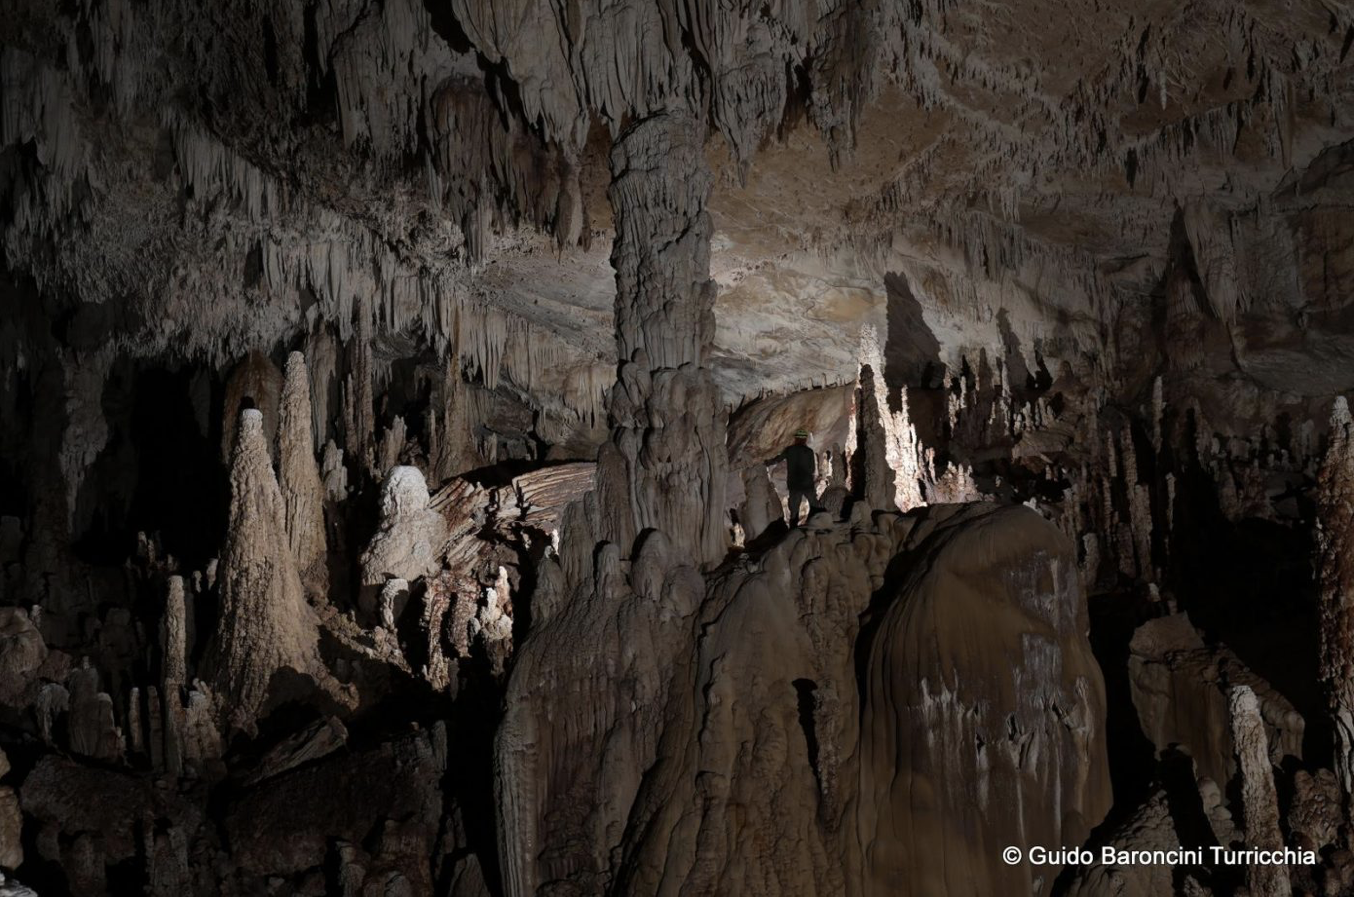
[
  {"x1": 203, "y1": 409, "x2": 346, "y2": 733},
  {"x1": 278, "y1": 351, "x2": 329, "y2": 596},
  {"x1": 346, "y1": 296, "x2": 378, "y2": 476},
  {"x1": 5, "y1": 3, "x2": 1354, "y2": 894},
  {"x1": 0, "y1": 747, "x2": 19, "y2": 871},
  {"x1": 1319, "y1": 397, "x2": 1354, "y2": 797},
  {"x1": 322, "y1": 439, "x2": 349, "y2": 503},
  {"x1": 378, "y1": 415, "x2": 407, "y2": 476},
  {"x1": 183, "y1": 683, "x2": 223, "y2": 763},
  {"x1": 1228, "y1": 685, "x2": 1291, "y2": 897},
  {"x1": 853, "y1": 364, "x2": 895, "y2": 511},
  {"x1": 739, "y1": 464, "x2": 784, "y2": 541},
  {"x1": 430, "y1": 357, "x2": 475, "y2": 484},
  {"x1": 162, "y1": 575, "x2": 187, "y2": 691},
  {"x1": 857, "y1": 326, "x2": 923, "y2": 511},
  {"x1": 67, "y1": 660, "x2": 121, "y2": 761},
  {"x1": 360, "y1": 466, "x2": 449, "y2": 612},
  {"x1": 147, "y1": 686, "x2": 164, "y2": 769},
  {"x1": 161, "y1": 576, "x2": 190, "y2": 775},
  {"x1": 127, "y1": 687, "x2": 143, "y2": 755}
]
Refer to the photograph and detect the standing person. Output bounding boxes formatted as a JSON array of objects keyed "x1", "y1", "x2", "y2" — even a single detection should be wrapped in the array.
[{"x1": 767, "y1": 429, "x2": 820, "y2": 527}]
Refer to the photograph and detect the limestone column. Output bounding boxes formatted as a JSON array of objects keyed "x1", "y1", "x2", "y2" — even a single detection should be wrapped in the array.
[{"x1": 601, "y1": 111, "x2": 728, "y2": 567}]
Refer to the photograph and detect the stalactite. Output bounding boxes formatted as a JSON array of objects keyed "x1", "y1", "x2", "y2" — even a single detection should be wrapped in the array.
[
  {"x1": 58, "y1": 348, "x2": 113, "y2": 529},
  {"x1": 278, "y1": 352, "x2": 329, "y2": 599}
]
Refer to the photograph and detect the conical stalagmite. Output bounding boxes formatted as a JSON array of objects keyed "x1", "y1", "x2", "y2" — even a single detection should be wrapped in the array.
[
  {"x1": 204, "y1": 409, "x2": 336, "y2": 733},
  {"x1": 854, "y1": 363, "x2": 895, "y2": 512},
  {"x1": 1319, "y1": 397, "x2": 1354, "y2": 797},
  {"x1": 278, "y1": 351, "x2": 328, "y2": 596}
]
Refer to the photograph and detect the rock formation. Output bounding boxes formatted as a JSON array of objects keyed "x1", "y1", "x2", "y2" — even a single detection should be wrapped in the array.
[
  {"x1": 360, "y1": 466, "x2": 449, "y2": 613},
  {"x1": 0, "y1": 749, "x2": 19, "y2": 871},
  {"x1": 161, "y1": 575, "x2": 188, "y2": 692},
  {"x1": 857, "y1": 504, "x2": 1110, "y2": 895},
  {"x1": 2, "y1": 2, "x2": 1354, "y2": 894},
  {"x1": 1320, "y1": 397, "x2": 1354, "y2": 796},
  {"x1": 277, "y1": 351, "x2": 329, "y2": 596},
  {"x1": 1228, "y1": 685, "x2": 1290, "y2": 897},
  {"x1": 601, "y1": 112, "x2": 729, "y2": 566},
  {"x1": 203, "y1": 409, "x2": 342, "y2": 733}
]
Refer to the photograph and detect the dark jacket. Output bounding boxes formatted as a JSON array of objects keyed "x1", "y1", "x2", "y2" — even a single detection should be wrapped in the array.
[{"x1": 769, "y1": 443, "x2": 816, "y2": 491}]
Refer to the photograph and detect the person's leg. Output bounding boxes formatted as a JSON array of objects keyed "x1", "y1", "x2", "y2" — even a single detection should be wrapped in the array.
[{"x1": 788, "y1": 489, "x2": 804, "y2": 527}]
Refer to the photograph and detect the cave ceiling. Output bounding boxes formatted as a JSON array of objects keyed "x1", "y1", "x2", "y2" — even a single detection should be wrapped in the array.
[{"x1": 4, "y1": 0, "x2": 1352, "y2": 410}]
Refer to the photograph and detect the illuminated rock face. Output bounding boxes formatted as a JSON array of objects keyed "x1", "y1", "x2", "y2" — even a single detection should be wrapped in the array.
[{"x1": 856, "y1": 505, "x2": 1111, "y2": 897}]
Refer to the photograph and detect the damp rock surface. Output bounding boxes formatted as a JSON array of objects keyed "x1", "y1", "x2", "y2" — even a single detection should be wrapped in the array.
[{"x1": 1, "y1": 2, "x2": 1353, "y2": 895}]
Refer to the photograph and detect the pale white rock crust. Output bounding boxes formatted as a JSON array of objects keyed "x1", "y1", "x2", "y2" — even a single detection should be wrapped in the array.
[{"x1": 360, "y1": 466, "x2": 450, "y2": 612}]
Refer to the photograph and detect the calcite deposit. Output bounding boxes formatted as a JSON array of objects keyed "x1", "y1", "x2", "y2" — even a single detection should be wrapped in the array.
[{"x1": 2, "y1": 0, "x2": 1353, "y2": 894}]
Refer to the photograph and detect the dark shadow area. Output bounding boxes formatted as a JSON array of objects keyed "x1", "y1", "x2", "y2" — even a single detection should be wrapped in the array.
[
  {"x1": 70, "y1": 361, "x2": 228, "y2": 569},
  {"x1": 882, "y1": 271, "x2": 942, "y2": 400}
]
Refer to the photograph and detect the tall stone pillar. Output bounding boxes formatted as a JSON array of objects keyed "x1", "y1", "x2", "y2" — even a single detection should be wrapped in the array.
[{"x1": 601, "y1": 111, "x2": 728, "y2": 567}]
